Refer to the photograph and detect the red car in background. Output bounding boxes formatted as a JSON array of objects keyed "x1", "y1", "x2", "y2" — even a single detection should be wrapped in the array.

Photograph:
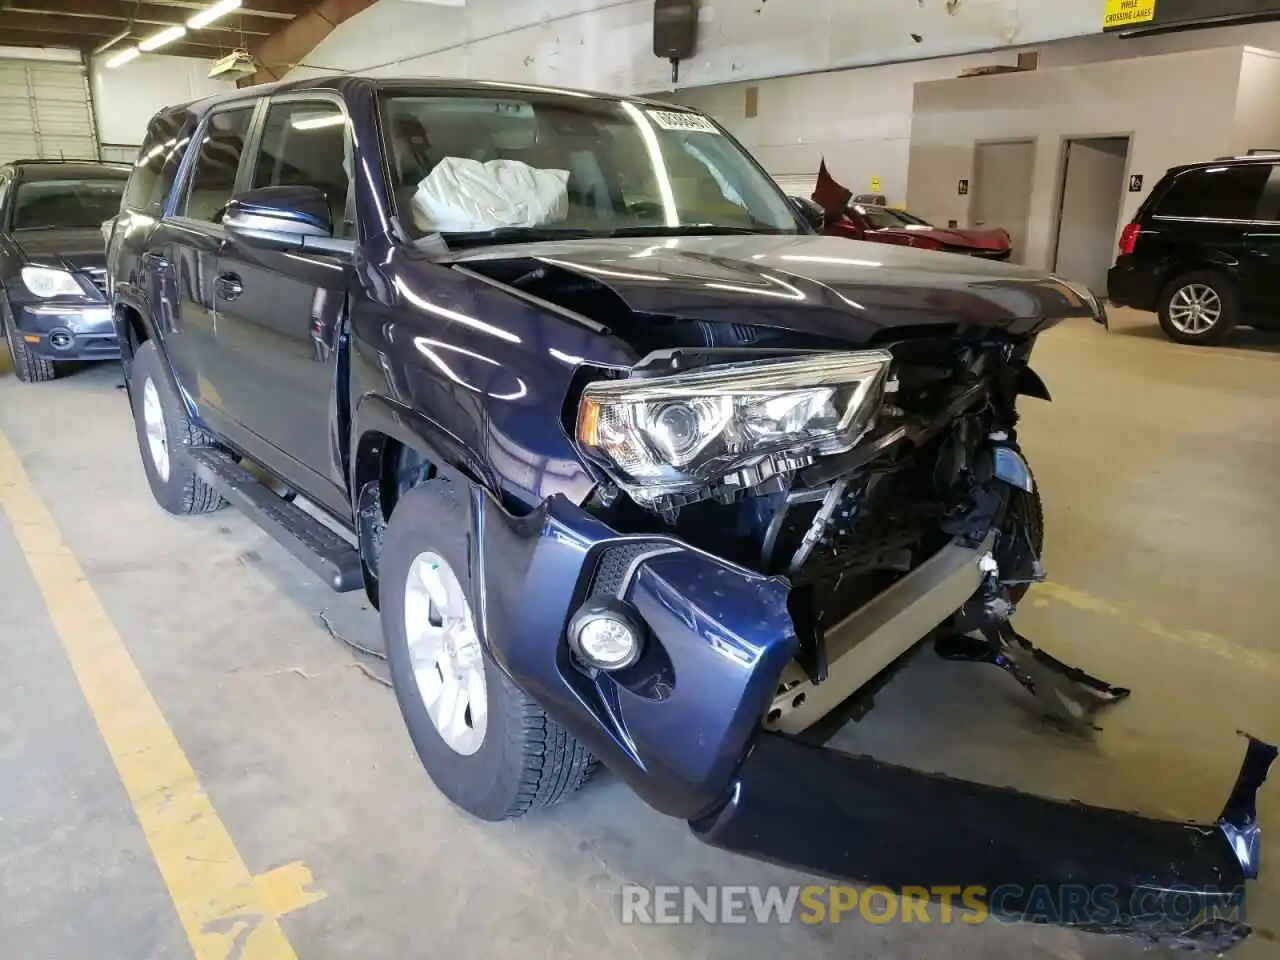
[{"x1": 811, "y1": 162, "x2": 1013, "y2": 260}]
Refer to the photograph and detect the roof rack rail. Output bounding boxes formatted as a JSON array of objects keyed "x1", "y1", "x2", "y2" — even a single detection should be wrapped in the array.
[{"x1": 10, "y1": 157, "x2": 126, "y2": 165}]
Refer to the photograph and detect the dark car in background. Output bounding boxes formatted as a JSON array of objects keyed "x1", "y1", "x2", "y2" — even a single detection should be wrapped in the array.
[
  {"x1": 1109, "y1": 154, "x2": 1280, "y2": 345},
  {"x1": 0, "y1": 159, "x2": 129, "y2": 381}
]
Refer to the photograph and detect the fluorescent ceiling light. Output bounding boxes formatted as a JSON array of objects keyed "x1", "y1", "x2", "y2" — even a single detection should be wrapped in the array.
[
  {"x1": 105, "y1": 46, "x2": 141, "y2": 68},
  {"x1": 139, "y1": 25, "x2": 187, "y2": 52},
  {"x1": 291, "y1": 114, "x2": 346, "y2": 130},
  {"x1": 188, "y1": 0, "x2": 243, "y2": 30}
]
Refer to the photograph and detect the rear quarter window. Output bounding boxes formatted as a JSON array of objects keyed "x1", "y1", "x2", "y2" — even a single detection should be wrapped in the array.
[
  {"x1": 1153, "y1": 163, "x2": 1271, "y2": 220},
  {"x1": 122, "y1": 110, "x2": 195, "y2": 215}
]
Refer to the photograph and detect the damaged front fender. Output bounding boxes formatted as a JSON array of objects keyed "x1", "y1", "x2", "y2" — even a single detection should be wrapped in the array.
[{"x1": 692, "y1": 733, "x2": 1276, "y2": 951}]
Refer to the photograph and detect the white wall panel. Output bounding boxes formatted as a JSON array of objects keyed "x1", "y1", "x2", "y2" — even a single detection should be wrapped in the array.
[
  {"x1": 89, "y1": 54, "x2": 232, "y2": 155},
  {"x1": 1232, "y1": 48, "x2": 1280, "y2": 156},
  {"x1": 289, "y1": 0, "x2": 1108, "y2": 93}
]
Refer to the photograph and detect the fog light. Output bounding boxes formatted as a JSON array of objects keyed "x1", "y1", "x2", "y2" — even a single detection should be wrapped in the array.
[{"x1": 568, "y1": 599, "x2": 643, "y2": 670}]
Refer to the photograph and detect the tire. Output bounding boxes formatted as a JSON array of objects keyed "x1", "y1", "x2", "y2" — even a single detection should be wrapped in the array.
[
  {"x1": 1157, "y1": 270, "x2": 1238, "y2": 345},
  {"x1": 2, "y1": 299, "x2": 56, "y2": 382},
  {"x1": 381, "y1": 479, "x2": 597, "y2": 821},
  {"x1": 128, "y1": 340, "x2": 223, "y2": 515}
]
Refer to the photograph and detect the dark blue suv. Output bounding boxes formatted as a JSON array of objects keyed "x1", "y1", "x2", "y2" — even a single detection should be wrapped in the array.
[{"x1": 105, "y1": 76, "x2": 1273, "y2": 949}]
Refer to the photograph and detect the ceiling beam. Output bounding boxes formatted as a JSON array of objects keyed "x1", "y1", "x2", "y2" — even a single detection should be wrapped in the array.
[
  {"x1": 0, "y1": 0, "x2": 306, "y2": 20},
  {"x1": 0, "y1": 3, "x2": 272, "y2": 35},
  {"x1": 0, "y1": 27, "x2": 236, "y2": 55},
  {"x1": 244, "y1": 0, "x2": 373, "y2": 85}
]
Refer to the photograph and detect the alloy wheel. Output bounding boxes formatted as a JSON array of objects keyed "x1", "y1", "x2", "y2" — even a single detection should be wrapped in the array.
[
  {"x1": 1167, "y1": 284, "x2": 1222, "y2": 335},
  {"x1": 142, "y1": 377, "x2": 170, "y2": 482},
  {"x1": 402, "y1": 551, "x2": 488, "y2": 756}
]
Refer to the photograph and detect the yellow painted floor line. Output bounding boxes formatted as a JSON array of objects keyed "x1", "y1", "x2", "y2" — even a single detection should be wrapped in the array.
[
  {"x1": 0, "y1": 427, "x2": 325, "y2": 960},
  {"x1": 1034, "y1": 581, "x2": 1280, "y2": 675}
]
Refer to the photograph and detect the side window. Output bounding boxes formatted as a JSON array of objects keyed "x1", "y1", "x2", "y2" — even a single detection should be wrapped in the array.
[
  {"x1": 182, "y1": 106, "x2": 255, "y2": 223},
  {"x1": 1156, "y1": 164, "x2": 1270, "y2": 220},
  {"x1": 1253, "y1": 165, "x2": 1280, "y2": 222},
  {"x1": 0, "y1": 175, "x2": 11, "y2": 224},
  {"x1": 250, "y1": 100, "x2": 352, "y2": 238},
  {"x1": 123, "y1": 111, "x2": 190, "y2": 215}
]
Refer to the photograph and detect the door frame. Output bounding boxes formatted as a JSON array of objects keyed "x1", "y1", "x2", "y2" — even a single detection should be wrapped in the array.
[{"x1": 1048, "y1": 130, "x2": 1134, "y2": 273}]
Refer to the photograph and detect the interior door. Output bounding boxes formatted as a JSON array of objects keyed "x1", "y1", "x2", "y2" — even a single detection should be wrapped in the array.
[
  {"x1": 1053, "y1": 137, "x2": 1130, "y2": 296},
  {"x1": 971, "y1": 140, "x2": 1035, "y2": 264},
  {"x1": 211, "y1": 96, "x2": 354, "y2": 515}
]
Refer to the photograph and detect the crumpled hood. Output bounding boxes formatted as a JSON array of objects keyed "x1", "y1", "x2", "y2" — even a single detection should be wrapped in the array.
[
  {"x1": 447, "y1": 233, "x2": 1098, "y2": 344},
  {"x1": 10, "y1": 227, "x2": 107, "y2": 272}
]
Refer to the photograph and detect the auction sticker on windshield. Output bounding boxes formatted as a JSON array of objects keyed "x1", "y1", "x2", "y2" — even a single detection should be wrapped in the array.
[{"x1": 647, "y1": 110, "x2": 720, "y2": 134}]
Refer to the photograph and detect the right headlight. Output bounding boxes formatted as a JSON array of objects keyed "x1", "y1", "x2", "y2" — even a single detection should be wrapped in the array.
[
  {"x1": 576, "y1": 350, "x2": 892, "y2": 505},
  {"x1": 21, "y1": 266, "x2": 84, "y2": 299}
]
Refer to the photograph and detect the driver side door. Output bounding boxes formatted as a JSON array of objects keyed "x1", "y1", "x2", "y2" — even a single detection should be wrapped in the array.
[{"x1": 208, "y1": 94, "x2": 354, "y2": 517}]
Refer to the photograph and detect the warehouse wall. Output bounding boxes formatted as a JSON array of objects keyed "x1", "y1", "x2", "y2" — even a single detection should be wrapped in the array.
[
  {"x1": 89, "y1": 54, "x2": 229, "y2": 159},
  {"x1": 1232, "y1": 48, "x2": 1280, "y2": 156},
  {"x1": 673, "y1": 19, "x2": 1280, "y2": 202},
  {"x1": 906, "y1": 46, "x2": 1249, "y2": 273},
  {"x1": 284, "y1": 0, "x2": 1104, "y2": 93}
]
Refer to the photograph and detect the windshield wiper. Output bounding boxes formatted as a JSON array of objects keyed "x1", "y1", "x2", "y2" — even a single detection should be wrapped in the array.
[
  {"x1": 437, "y1": 226, "x2": 601, "y2": 248},
  {"x1": 605, "y1": 224, "x2": 798, "y2": 238}
]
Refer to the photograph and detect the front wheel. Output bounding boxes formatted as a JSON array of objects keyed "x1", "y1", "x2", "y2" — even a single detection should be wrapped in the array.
[
  {"x1": 1158, "y1": 271, "x2": 1238, "y2": 345},
  {"x1": 2, "y1": 299, "x2": 55, "y2": 382},
  {"x1": 381, "y1": 479, "x2": 597, "y2": 821}
]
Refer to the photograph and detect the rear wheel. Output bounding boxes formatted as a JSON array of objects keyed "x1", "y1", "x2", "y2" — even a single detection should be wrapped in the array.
[
  {"x1": 128, "y1": 340, "x2": 223, "y2": 515},
  {"x1": 2, "y1": 299, "x2": 55, "y2": 382},
  {"x1": 1158, "y1": 271, "x2": 1238, "y2": 345},
  {"x1": 381, "y1": 479, "x2": 597, "y2": 821}
]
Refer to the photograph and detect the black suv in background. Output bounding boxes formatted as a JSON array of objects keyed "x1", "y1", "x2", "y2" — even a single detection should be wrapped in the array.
[
  {"x1": 1109, "y1": 154, "x2": 1280, "y2": 345},
  {"x1": 0, "y1": 159, "x2": 129, "y2": 380}
]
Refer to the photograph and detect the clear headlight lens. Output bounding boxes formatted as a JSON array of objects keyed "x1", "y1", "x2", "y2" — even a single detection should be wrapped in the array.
[
  {"x1": 21, "y1": 266, "x2": 83, "y2": 299},
  {"x1": 577, "y1": 351, "x2": 892, "y2": 503}
]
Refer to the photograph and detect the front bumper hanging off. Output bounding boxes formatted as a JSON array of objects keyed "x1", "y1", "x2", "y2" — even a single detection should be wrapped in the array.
[
  {"x1": 693, "y1": 734, "x2": 1276, "y2": 951},
  {"x1": 472, "y1": 489, "x2": 1273, "y2": 950}
]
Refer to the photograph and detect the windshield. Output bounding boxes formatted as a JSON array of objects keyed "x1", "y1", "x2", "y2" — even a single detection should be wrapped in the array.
[
  {"x1": 854, "y1": 204, "x2": 932, "y2": 230},
  {"x1": 12, "y1": 178, "x2": 126, "y2": 230},
  {"x1": 379, "y1": 90, "x2": 800, "y2": 244}
]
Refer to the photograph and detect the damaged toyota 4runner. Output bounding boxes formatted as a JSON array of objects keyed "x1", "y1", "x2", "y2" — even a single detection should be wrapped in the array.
[{"x1": 106, "y1": 77, "x2": 1274, "y2": 951}]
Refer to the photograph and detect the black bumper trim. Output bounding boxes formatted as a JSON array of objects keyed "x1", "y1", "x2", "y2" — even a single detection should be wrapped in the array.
[{"x1": 691, "y1": 733, "x2": 1274, "y2": 951}]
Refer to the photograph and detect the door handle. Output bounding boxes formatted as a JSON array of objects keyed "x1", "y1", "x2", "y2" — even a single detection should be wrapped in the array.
[
  {"x1": 214, "y1": 272, "x2": 243, "y2": 301},
  {"x1": 141, "y1": 251, "x2": 170, "y2": 269}
]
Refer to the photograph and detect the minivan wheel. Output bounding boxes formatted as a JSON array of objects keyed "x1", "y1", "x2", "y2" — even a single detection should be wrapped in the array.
[
  {"x1": 381, "y1": 479, "x2": 597, "y2": 821},
  {"x1": 1158, "y1": 271, "x2": 1238, "y2": 345},
  {"x1": 128, "y1": 340, "x2": 223, "y2": 515}
]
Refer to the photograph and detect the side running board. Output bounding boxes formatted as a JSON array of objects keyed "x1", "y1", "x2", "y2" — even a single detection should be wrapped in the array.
[{"x1": 190, "y1": 449, "x2": 363, "y2": 593}]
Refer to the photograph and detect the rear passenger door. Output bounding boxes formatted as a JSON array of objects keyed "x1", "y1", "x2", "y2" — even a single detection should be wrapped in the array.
[
  {"x1": 209, "y1": 94, "x2": 354, "y2": 516},
  {"x1": 1244, "y1": 164, "x2": 1280, "y2": 323},
  {"x1": 144, "y1": 103, "x2": 258, "y2": 424}
]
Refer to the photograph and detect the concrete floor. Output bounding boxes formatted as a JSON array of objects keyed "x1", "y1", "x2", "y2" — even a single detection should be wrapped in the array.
[{"x1": 0, "y1": 307, "x2": 1278, "y2": 960}]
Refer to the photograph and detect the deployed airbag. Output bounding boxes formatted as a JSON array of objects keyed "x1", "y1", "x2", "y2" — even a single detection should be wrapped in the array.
[{"x1": 411, "y1": 156, "x2": 570, "y2": 233}]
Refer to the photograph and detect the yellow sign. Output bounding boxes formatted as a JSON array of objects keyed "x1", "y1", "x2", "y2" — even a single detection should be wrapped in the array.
[
  {"x1": 1104, "y1": 0, "x2": 1156, "y2": 29},
  {"x1": 870, "y1": 177, "x2": 881, "y2": 192}
]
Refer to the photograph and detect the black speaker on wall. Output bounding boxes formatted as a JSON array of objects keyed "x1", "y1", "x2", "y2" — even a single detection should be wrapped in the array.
[{"x1": 654, "y1": 0, "x2": 698, "y2": 83}]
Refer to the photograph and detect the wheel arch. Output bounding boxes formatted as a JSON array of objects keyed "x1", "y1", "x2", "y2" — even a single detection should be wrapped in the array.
[{"x1": 350, "y1": 393, "x2": 494, "y2": 608}]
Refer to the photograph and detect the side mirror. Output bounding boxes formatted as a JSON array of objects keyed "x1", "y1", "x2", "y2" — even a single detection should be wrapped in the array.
[
  {"x1": 788, "y1": 196, "x2": 826, "y2": 231},
  {"x1": 223, "y1": 185, "x2": 351, "y2": 254}
]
